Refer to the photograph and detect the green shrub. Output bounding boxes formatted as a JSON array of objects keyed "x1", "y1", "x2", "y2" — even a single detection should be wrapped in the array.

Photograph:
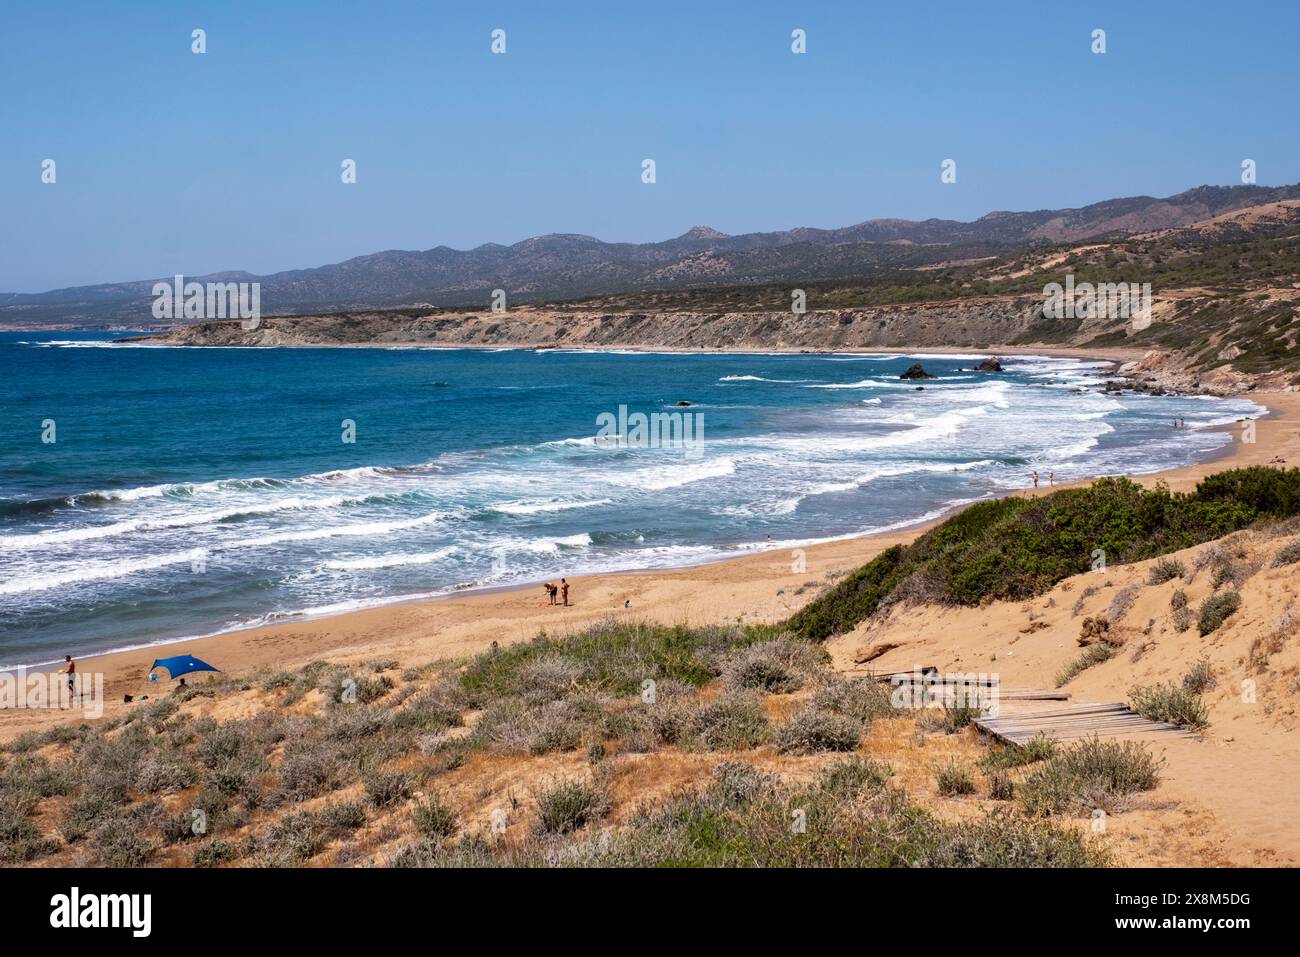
[
  {"x1": 719, "y1": 640, "x2": 821, "y2": 694},
  {"x1": 817, "y1": 756, "x2": 893, "y2": 798},
  {"x1": 0, "y1": 793, "x2": 58, "y2": 863},
  {"x1": 192, "y1": 839, "x2": 235, "y2": 867},
  {"x1": 988, "y1": 771, "x2": 1016, "y2": 801},
  {"x1": 1182, "y1": 657, "x2": 1215, "y2": 694},
  {"x1": 1211, "y1": 561, "x2": 1238, "y2": 589},
  {"x1": 685, "y1": 693, "x2": 770, "y2": 751},
  {"x1": 362, "y1": 768, "x2": 413, "y2": 808},
  {"x1": 711, "y1": 761, "x2": 778, "y2": 807},
  {"x1": 1273, "y1": 540, "x2": 1300, "y2": 567},
  {"x1": 1054, "y1": 643, "x2": 1116, "y2": 687},
  {"x1": 774, "y1": 707, "x2": 862, "y2": 755},
  {"x1": 534, "y1": 778, "x2": 609, "y2": 834},
  {"x1": 783, "y1": 470, "x2": 1288, "y2": 640},
  {"x1": 978, "y1": 734, "x2": 1057, "y2": 772},
  {"x1": 1019, "y1": 737, "x2": 1161, "y2": 816},
  {"x1": 1130, "y1": 682, "x2": 1210, "y2": 729},
  {"x1": 317, "y1": 800, "x2": 368, "y2": 837},
  {"x1": 411, "y1": 795, "x2": 458, "y2": 839},
  {"x1": 810, "y1": 677, "x2": 894, "y2": 723},
  {"x1": 1195, "y1": 466, "x2": 1300, "y2": 519},
  {"x1": 92, "y1": 816, "x2": 153, "y2": 867},
  {"x1": 916, "y1": 703, "x2": 982, "y2": 734},
  {"x1": 260, "y1": 811, "x2": 326, "y2": 865},
  {"x1": 935, "y1": 763, "x2": 977, "y2": 796},
  {"x1": 1148, "y1": 558, "x2": 1186, "y2": 584},
  {"x1": 1197, "y1": 591, "x2": 1241, "y2": 635}
]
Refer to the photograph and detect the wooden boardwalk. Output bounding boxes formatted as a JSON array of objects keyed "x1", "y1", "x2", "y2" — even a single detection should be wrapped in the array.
[{"x1": 974, "y1": 702, "x2": 1195, "y2": 746}]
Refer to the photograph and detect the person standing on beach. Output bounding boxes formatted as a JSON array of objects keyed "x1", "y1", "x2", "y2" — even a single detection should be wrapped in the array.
[
  {"x1": 560, "y1": 578, "x2": 569, "y2": 606},
  {"x1": 544, "y1": 582, "x2": 555, "y2": 606},
  {"x1": 1048, "y1": 470, "x2": 1054, "y2": 487},
  {"x1": 1031, "y1": 470, "x2": 1039, "y2": 490},
  {"x1": 60, "y1": 655, "x2": 76, "y2": 707}
]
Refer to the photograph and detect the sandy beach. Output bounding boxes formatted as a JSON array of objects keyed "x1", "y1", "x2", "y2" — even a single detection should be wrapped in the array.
[{"x1": 6, "y1": 381, "x2": 1295, "y2": 743}]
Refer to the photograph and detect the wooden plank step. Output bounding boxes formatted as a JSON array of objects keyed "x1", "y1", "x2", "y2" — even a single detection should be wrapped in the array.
[
  {"x1": 996, "y1": 690, "x2": 1071, "y2": 701},
  {"x1": 974, "y1": 701, "x2": 1194, "y2": 745}
]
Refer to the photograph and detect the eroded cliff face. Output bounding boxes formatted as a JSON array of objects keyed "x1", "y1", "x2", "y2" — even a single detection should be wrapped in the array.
[
  {"x1": 125, "y1": 290, "x2": 1300, "y2": 397},
  {"x1": 131, "y1": 297, "x2": 1051, "y2": 351}
]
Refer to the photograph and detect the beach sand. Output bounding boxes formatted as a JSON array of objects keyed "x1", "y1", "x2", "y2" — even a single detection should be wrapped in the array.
[{"x1": 6, "y1": 389, "x2": 1296, "y2": 740}]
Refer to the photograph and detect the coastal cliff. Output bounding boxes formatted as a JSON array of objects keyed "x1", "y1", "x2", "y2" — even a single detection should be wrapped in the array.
[{"x1": 127, "y1": 288, "x2": 1300, "y2": 397}]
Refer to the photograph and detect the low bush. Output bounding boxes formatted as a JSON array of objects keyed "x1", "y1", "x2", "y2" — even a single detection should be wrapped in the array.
[
  {"x1": 534, "y1": 778, "x2": 610, "y2": 834},
  {"x1": 411, "y1": 794, "x2": 458, "y2": 839},
  {"x1": 1054, "y1": 643, "x2": 1116, "y2": 687},
  {"x1": 774, "y1": 707, "x2": 862, "y2": 755},
  {"x1": 977, "y1": 735, "x2": 1057, "y2": 772},
  {"x1": 685, "y1": 693, "x2": 770, "y2": 751},
  {"x1": 1019, "y1": 737, "x2": 1161, "y2": 816},
  {"x1": 988, "y1": 771, "x2": 1016, "y2": 801},
  {"x1": 1273, "y1": 540, "x2": 1300, "y2": 567},
  {"x1": 1148, "y1": 558, "x2": 1186, "y2": 585},
  {"x1": 935, "y1": 763, "x2": 976, "y2": 796},
  {"x1": 916, "y1": 703, "x2": 981, "y2": 734},
  {"x1": 362, "y1": 768, "x2": 413, "y2": 808},
  {"x1": 1130, "y1": 682, "x2": 1210, "y2": 729},
  {"x1": 719, "y1": 640, "x2": 821, "y2": 694},
  {"x1": 1197, "y1": 591, "x2": 1241, "y2": 636},
  {"x1": 1182, "y1": 657, "x2": 1216, "y2": 694}
]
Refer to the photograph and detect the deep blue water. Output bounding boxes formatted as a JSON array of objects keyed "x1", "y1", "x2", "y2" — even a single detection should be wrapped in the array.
[{"x1": 0, "y1": 331, "x2": 1263, "y2": 665}]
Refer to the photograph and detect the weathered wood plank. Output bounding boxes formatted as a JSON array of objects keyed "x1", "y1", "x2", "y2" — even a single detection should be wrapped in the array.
[{"x1": 974, "y1": 701, "x2": 1194, "y2": 745}]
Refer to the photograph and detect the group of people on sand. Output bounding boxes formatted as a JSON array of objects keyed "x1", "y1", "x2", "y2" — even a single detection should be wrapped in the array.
[
  {"x1": 543, "y1": 578, "x2": 570, "y2": 606},
  {"x1": 1030, "y1": 469, "x2": 1055, "y2": 491}
]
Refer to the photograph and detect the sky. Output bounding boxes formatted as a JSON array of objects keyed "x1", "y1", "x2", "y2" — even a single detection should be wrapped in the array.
[{"x1": 2, "y1": 0, "x2": 1298, "y2": 292}]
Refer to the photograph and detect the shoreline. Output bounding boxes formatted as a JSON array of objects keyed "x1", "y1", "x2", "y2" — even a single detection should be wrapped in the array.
[
  {"x1": 3, "y1": 382, "x2": 1294, "y2": 737},
  {"x1": 0, "y1": 341, "x2": 1222, "y2": 671},
  {"x1": 62, "y1": 328, "x2": 1139, "y2": 366}
]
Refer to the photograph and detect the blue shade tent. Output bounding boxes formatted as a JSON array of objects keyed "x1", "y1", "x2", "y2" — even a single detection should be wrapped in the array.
[{"x1": 149, "y1": 654, "x2": 221, "y2": 679}]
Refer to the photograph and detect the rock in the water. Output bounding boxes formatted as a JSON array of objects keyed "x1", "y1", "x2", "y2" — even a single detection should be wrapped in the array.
[
  {"x1": 899, "y1": 363, "x2": 936, "y2": 380},
  {"x1": 675, "y1": 400, "x2": 691, "y2": 407},
  {"x1": 974, "y1": 356, "x2": 1004, "y2": 372}
]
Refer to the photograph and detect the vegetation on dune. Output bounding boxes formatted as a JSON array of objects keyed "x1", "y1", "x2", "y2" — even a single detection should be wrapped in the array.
[
  {"x1": 1054, "y1": 643, "x2": 1117, "y2": 688},
  {"x1": 1129, "y1": 682, "x2": 1210, "y2": 731},
  {"x1": 1018, "y1": 738, "x2": 1162, "y2": 817},
  {"x1": 389, "y1": 756, "x2": 1105, "y2": 868},
  {"x1": 786, "y1": 468, "x2": 1299, "y2": 641}
]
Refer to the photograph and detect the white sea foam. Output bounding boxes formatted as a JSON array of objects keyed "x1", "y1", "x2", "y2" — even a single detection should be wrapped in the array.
[
  {"x1": 0, "y1": 549, "x2": 210, "y2": 595},
  {"x1": 324, "y1": 547, "x2": 459, "y2": 571},
  {"x1": 489, "y1": 498, "x2": 612, "y2": 515},
  {"x1": 0, "y1": 495, "x2": 359, "y2": 550}
]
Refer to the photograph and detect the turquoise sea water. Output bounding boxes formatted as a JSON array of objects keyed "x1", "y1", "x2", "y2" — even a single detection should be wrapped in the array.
[{"x1": 0, "y1": 331, "x2": 1263, "y2": 666}]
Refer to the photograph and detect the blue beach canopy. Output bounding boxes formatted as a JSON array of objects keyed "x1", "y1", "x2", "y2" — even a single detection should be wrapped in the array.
[{"x1": 149, "y1": 654, "x2": 221, "y2": 679}]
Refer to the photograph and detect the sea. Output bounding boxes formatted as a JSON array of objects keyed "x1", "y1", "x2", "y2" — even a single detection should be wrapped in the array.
[{"x1": 0, "y1": 331, "x2": 1265, "y2": 666}]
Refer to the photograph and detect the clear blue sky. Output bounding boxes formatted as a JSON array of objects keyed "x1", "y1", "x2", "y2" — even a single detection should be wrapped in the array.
[{"x1": 3, "y1": 0, "x2": 1298, "y2": 292}]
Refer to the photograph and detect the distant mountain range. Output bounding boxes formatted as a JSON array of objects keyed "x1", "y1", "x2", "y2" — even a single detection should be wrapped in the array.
[{"x1": 5, "y1": 183, "x2": 1300, "y2": 328}]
